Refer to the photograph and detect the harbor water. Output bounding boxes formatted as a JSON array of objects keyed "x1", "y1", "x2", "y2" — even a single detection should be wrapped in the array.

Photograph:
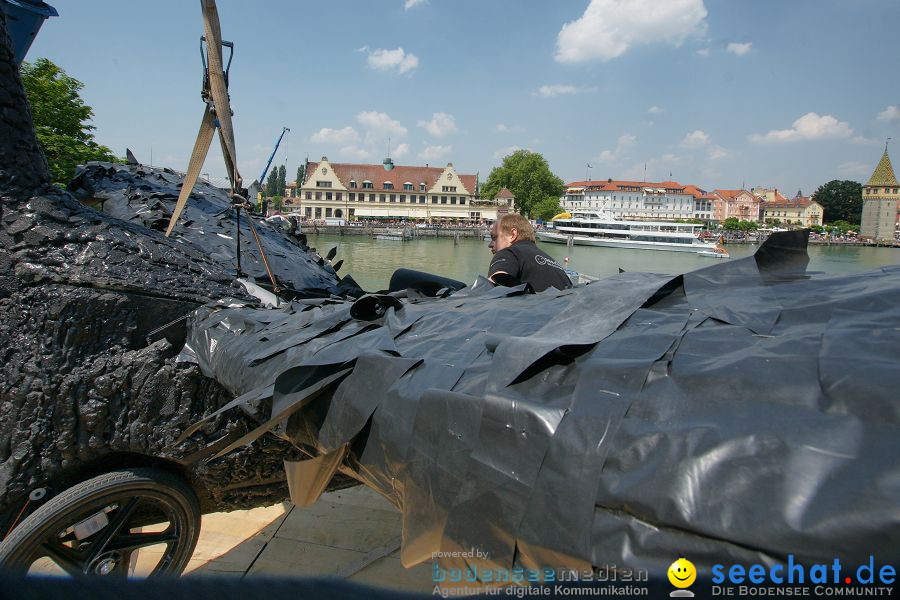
[{"x1": 305, "y1": 233, "x2": 900, "y2": 292}]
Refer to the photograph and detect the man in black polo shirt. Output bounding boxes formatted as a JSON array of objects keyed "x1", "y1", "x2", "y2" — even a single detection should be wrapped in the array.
[{"x1": 487, "y1": 214, "x2": 572, "y2": 292}]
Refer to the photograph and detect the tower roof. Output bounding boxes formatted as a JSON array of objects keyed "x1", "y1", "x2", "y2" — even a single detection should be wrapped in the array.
[{"x1": 866, "y1": 148, "x2": 898, "y2": 186}]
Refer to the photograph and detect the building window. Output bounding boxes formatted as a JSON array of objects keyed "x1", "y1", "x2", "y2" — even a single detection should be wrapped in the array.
[
  {"x1": 383, "y1": 182, "x2": 394, "y2": 190},
  {"x1": 362, "y1": 181, "x2": 373, "y2": 189},
  {"x1": 315, "y1": 207, "x2": 322, "y2": 218},
  {"x1": 336, "y1": 192, "x2": 342, "y2": 201},
  {"x1": 305, "y1": 192, "x2": 312, "y2": 200},
  {"x1": 350, "y1": 180, "x2": 357, "y2": 188},
  {"x1": 380, "y1": 194, "x2": 386, "y2": 202},
  {"x1": 442, "y1": 186, "x2": 457, "y2": 192},
  {"x1": 369, "y1": 194, "x2": 375, "y2": 202},
  {"x1": 349, "y1": 193, "x2": 355, "y2": 201},
  {"x1": 420, "y1": 183, "x2": 426, "y2": 191},
  {"x1": 460, "y1": 198, "x2": 466, "y2": 205},
  {"x1": 441, "y1": 196, "x2": 447, "y2": 204},
  {"x1": 390, "y1": 194, "x2": 396, "y2": 202},
  {"x1": 404, "y1": 182, "x2": 414, "y2": 191},
  {"x1": 399, "y1": 195, "x2": 406, "y2": 203},
  {"x1": 315, "y1": 192, "x2": 322, "y2": 200},
  {"x1": 349, "y1": 208, "x2": 355, "y2": 216},
  {"x1": 305, "y1": 207, "x2": 312, "y2": 217},
  {"x1": 419, "y1": 196, "x2": 426, "y2": 204},
  {"x1": 325, "y1": 192, "x2": 332, "y2": 200},
  {"x1": 326, "y1": 208, "x2": 333, "y2": 217},
  {"x1": 450, "y1": 197, "x2": 457, "y2": 205},
  {"x1": 316, "y1": 181, "x2": 332, "y2": 188},
  {"x1": 431, "y1": 196, "x2": 438, "y2": 204}
]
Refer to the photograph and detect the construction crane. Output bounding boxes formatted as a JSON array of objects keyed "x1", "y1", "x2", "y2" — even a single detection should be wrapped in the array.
[{"x1": 248, "y1": 126, "x2": 290, "y2": 208}]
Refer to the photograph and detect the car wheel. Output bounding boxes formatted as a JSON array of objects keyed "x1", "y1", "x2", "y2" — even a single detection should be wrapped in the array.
[{"x1": 0, "y1": 468, "x2": 201, "y2": 577}]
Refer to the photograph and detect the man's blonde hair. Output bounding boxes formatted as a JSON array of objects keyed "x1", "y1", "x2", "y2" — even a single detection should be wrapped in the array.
[{"x1": 498, "y1": 213, "x2": 535, "y2": 242}]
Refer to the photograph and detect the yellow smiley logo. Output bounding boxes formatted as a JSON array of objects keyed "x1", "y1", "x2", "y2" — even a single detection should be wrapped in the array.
[{"x1": 668, "y1": 557, "x2": 696, "y2": 588}]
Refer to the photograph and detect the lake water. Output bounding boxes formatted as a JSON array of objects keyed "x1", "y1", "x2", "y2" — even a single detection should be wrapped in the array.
[{"x1": 305, "y1": 233, "x2": 900, "y2": 292}]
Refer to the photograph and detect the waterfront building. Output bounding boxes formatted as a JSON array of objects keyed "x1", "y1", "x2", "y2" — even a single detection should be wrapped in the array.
[
  {"x1": 751, "y1": 187, "x2": 788, "y2": 204},
  {"x1": 561, "y1": 179, "x2": 703, "y2": 221},
  {"x1": 292, "y1": 157, "x2": 490, "y2": 222},
  {"x1": 860, "y1": 147, "x2": 899, "y2": 242},
  {"x1": 711, "y1": 189, "x2": 763, "y2": 223},
  {"x1": 761, "y1": 195, "x2": 824, "y2": 227},
  {"x1": 495, "y1": 187, "x2": 515, "y2": 214}
]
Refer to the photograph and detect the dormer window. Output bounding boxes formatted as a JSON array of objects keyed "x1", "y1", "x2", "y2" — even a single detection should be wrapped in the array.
[
  {"x1": 419, "y1": 183, "x2": 426, "y2": 191},
  {"x1": 362, "y1": 180, "x2": 373, "y2": 189},
  {"x1": 404, "y1": 182, "x2": 414, "y2": 191},
  {"x1": 383, "y1": 182, "x2": 394, "y2": 190},
  {"x1": 350, "y1": 180, "x2": 357, "y2": 188}
]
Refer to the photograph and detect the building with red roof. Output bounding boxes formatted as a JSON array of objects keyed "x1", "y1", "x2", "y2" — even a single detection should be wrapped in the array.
[
  {"x1": 290, "y1": 157, "x2": 485, "y2": 222},
  {"x1": 561, "y1": 178, "x2": 710, "y2": 221},
  {"x1": 711, "y1": 189, "x2": 762, "y2": 223}
]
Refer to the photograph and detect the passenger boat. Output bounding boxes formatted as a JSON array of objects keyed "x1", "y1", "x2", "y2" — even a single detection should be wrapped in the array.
[{"x1": 537, "y1": 211, "x2": 726, "y2": 256}]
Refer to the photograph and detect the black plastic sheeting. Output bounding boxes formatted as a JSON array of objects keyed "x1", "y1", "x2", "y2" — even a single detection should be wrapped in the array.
[
  {"x1": 67, "y1": 162, "x2": 355, "y2": 297},
  {"x1": 179, "y1": 230, "x2": 900, "y2": 576}
]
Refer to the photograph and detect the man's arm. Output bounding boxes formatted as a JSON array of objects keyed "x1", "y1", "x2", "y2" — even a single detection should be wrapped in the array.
[{"x1": 488, "y1": 249, "x2": 520, "y2": 286}]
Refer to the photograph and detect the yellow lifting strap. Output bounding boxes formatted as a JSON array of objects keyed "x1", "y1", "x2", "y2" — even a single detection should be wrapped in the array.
[{"x1": 165, "y1": 0, "x2": 241, "y2": 237}]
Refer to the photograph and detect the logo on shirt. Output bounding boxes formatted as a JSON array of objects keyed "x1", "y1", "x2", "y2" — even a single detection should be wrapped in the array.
[{"x1": 534, "y1": 255, "x2": 565, "y2": 270}]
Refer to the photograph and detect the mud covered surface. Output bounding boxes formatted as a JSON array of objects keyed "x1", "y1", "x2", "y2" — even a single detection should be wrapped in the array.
[{"x1": 184, "y1": 231, "x2": 900, "y2": 575}]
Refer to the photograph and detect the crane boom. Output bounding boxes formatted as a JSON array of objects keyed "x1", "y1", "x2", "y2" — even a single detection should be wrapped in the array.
[{"x1": 257, "y1": 127, "x2": 290, "y2": 186}]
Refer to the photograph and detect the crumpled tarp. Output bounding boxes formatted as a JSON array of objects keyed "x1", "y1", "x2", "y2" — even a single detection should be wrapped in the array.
[
  {"x1": 179, "y1": 230, "x2": 900, "y2": 575},
  {"x1": 68, "y1": 162, "x2": 351, "y2": 296}
]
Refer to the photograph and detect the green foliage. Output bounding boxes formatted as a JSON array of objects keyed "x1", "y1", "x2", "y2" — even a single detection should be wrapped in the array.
[
  {"x1": 827, "y1": 220, "x2": 856, "y2": 234},
  {"x1": 723, "y1": 218, "x2": 758, "y2": 231},
  {"x1": 533, "y1": 197, "x2": 562, "y2": 221},
  {"x1": 812, "y1": 180, "x2": 862, "y2": 224},
  {"x1": 295, "y1": 164, "x2": 306, "y2": 195},
  {"x1": 20, "y1": 58, "x2": 117, "y2": 184},
  {"x1": 480, "y1": 150, "x2": 564, "y2": 218},
  {"x1": 265, "y1": 168, "x2": 279, "y2": 197},
  {"x1": 272, "y1": 195, "x2": 283, "y2": 212},
  {"x1": 277, "y1": 164, "x2": 286, "y2": 197}
]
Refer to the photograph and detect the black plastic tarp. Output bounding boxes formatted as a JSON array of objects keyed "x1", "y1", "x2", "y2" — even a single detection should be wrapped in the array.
[
  {"x1": 178, "y1": 230, "x2": 900, "y2": 576},
  {"x1": 68, "y1": 162, "x2": 349, "y2": 296}
]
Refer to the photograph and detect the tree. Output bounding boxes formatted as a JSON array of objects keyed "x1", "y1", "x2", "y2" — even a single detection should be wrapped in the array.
[
  {"x1": 295, "y1": 164, "x2": 306, "y2": 196},
  {"x1": 480, "y1": 150, "x2": 564, "y2": 218},
  {"x1": 723, "y1": 217, "x2": 741, "y2": 231},
  {"x1": 272, "y1": 195, "x2": 283, "y2": 213},
  {"x1": 277, "y1": 164, "x2": 286, "y2": 197},
  {"x1": 20, "y1": 58, "x2": 117, "y2": 184},
  {"x1": 812, "y1": 180, "x2": 862, "y2": 224},
  {"x1": 532, "y1": 197, "x2": 562, "y2": 221},
  {"x1": 265, "y1": 168, "x2": 279, "y2": 197}
]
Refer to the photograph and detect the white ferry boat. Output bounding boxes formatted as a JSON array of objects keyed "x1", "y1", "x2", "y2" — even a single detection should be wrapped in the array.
[{"x1": 537, "y1": 211, "x2": 727, "y2": 256}]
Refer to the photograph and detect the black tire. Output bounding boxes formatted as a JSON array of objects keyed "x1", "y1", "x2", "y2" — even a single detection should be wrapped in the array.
[{"x1": 0, "y1": 468, "x2": 200, "y2": 577}]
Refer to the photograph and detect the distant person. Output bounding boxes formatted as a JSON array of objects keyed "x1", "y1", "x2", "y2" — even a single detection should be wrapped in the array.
[{"x1": 487, "y1": 214, "x2": 572, "y2": 292}]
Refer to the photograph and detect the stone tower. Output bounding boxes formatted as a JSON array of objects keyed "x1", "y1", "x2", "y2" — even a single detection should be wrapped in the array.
[{"x1": 860, "y1": 146, "x2": 899, "y2": 242}]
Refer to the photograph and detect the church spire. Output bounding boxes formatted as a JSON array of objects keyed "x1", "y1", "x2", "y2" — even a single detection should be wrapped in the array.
[{"x1": 866, "y1": 145, "x2": 898, "y2": 187}]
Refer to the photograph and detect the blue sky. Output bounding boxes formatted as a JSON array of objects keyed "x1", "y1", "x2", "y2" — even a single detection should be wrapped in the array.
[{"x1": 26, "y1": 0, "x2": 900, "y2": 195}]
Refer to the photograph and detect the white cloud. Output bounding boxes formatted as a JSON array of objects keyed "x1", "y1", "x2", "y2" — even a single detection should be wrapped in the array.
[
  {"x1": 726, "y1": 42, "x2": 752, "y2": 56},
  {"x1": 680, "y1": 130, "x2": 710, "y2": 148},
  {"x1": 356, "y1": 111, "x2": 408, "y2": 139},
  {"x1": 555, "y1": 0, "x2": 707, "y2": 63},
  {"x1": 404, "y1": 0, "x2": 426, "y2": 9},
  {"x1": 837, "y1": 161, "x2": 872, "y2": 178},
  {"x1": 749, "y1": 112, "x2": 854, "y2": 143},
  {"x1": 364, "y1": 47, "x2": 419, "y2": 74},
  {"x1": 340, "y1": 145, "x2": 372, "y2": 160},
  {"x1": 622, "y1": 153, "x2": 687, "y2": 181},
  {"x1": 393, "y1": 142, "x2": 410, "y2": 158},
  {"x1": 877, "y1": 105, "x2": 900, "y2": 122},
  {"x1": 418, "y1": 112, "x2": 458, "y2": 137},
  {"x1": 494, "y1": 123, "x2": 524, "y2": 133},
  {"x1": 594, "y1": 133, "x2": 636, "y2": 163},
  {"x1": 648, "y1": 105, "x2": 663, "y2": 115},
  {"x1": 310, "y1": 126, "x2": 360, "y2": 145},
  {"x1": 534, "y1": 84, "x2": 595, "y2": 98},
  {"x1": 493, "y1": 145, "x2": 524, "y2": 160},
  {"x1": 695, "y1": 48, "x2": 710, "y2": 57},
  {"x1": 420, "y1": 145, "x2": 452, "y2": 161},
  {"x1": 708, "y1": 145, "x2": 729, "y2": 160}
]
